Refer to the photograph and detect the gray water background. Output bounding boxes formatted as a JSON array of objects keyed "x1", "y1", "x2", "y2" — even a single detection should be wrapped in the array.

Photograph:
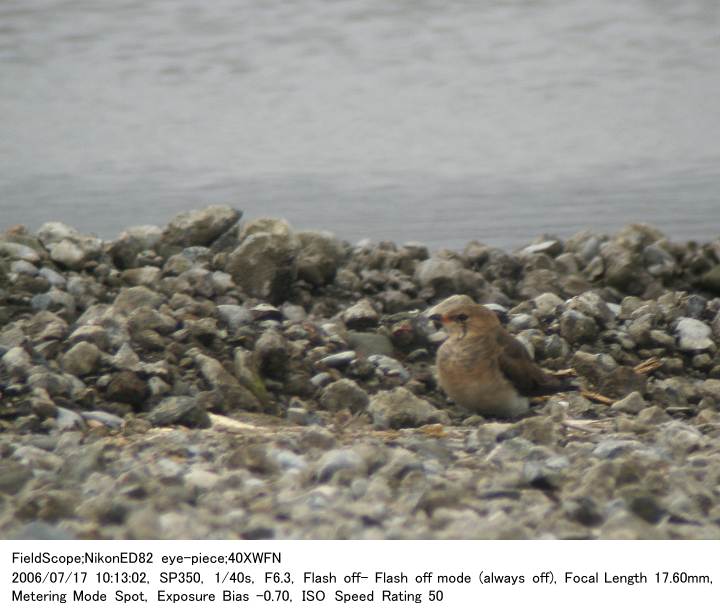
[{"x1": 1, "y1": 0, "x2": 719, "y2": 249}]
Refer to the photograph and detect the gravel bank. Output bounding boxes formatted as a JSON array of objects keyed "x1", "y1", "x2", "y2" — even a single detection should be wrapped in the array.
[{"x1": 1, "y1": 207, "x2": 719, "y2": 539}]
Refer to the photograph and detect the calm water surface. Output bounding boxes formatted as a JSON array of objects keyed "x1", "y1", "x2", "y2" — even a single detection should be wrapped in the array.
[{"x1": 1, "y1": 0, "x2": 719, "y2": 248}]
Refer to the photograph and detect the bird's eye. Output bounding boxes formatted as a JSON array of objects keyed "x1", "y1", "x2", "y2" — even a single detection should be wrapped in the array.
[{"x1": 455, "y1": 313, "x2": 468, "y2": 322}]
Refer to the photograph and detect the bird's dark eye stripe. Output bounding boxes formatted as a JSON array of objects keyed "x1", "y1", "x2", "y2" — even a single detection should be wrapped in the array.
[{"x1": 455, "y1": 314, "x2": 468, "y2": 322}]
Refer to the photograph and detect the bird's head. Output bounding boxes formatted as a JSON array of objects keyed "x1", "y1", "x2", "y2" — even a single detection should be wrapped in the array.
[{"x1": 426, "y1": 295, "x2": 501, "y2": 338}]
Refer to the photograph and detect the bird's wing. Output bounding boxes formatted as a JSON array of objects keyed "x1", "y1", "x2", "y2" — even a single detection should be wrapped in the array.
[{"x1": 495, "y1": 328, "x2": 550, "y2": 396}]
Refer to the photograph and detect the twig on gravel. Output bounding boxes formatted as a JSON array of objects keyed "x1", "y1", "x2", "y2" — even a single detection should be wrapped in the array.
[
  {"x1": 579, "y1": 389, "x2": 615, "y2": 405},
  {"x1": 634, "y1": 357, "x2": 663, "y2": 375}
]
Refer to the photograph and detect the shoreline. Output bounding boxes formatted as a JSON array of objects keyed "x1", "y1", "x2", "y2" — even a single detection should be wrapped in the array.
[{"x1": 1, "y1": 205, "x2": 719, "y2": 539}]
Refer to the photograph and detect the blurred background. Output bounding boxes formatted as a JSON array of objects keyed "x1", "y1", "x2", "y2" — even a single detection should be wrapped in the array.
[{"x1": 1, "y1": 0, "x2": 719, "y2": 249}]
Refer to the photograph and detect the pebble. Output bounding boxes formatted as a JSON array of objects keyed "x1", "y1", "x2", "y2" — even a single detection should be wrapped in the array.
[
  {"x1": 146, "y1": 396, "x2": 210, "y2": 428},
  {"x1": 320, "y1": 379, "x2": 369, "y2": 413},
  {"x1": 368, "y1": 354, "x2": 411, "y2": 382},
  {"x1": 0, "y1": 241, "x2": 41, "y2": 263},
  {"x1": 11, "y1": 260, "x2": 38, "y2": 276},
  {"x1": 317, "y1": 351, "x2": 356, "y2": 368},
  {"x1": 0, "y1": 462, "x2": 34, "y2": 494},
  {"x1": 316, "y1": 449, "x2": 366, "y2": 482},
  {"x1": 369, "y1": 387, "x2": 448, "y2": 429},
  {"x1": 675, "y1": 318, "x2": 715, "y2": 352},
  {"x1": 610, "y1": 392, "x2": 646, "y2": 415},
  {"x1": 343, "y1": 298, "x2": 380, "y2": 329},
  {"x1": 62, "y1": 341, "x2": 101, "y2": 376}
]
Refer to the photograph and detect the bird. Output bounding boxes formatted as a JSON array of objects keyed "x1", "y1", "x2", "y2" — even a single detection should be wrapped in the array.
[{"x1": 426, "y1": 295, "x2": 575, "y2": 418}]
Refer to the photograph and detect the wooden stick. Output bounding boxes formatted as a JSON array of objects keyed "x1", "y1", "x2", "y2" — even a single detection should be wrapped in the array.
[
  {"x1": 579, "y1": 389, "x2": 615, "y2": 405},
  {"x1": 634, "y1": 357, "x2": 663, "y2": 375}
]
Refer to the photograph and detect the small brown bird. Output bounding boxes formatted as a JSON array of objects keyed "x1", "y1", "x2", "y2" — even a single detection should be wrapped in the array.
[{"x1": 427, "y1": 295, "x2": 574, "y2": 418}]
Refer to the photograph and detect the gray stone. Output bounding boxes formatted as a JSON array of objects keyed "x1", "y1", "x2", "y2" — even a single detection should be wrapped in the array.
[
  {"x1": 105, "y1": 371, "x2": 150, "y2": 406},
  {"x1": 649, "y1": 329, "x2": 676, "y2": 349},
  {"x1": 610, "y1": 392, "x2": 646, "y2": 415},
  {"x1": 532, "y1": 292, "x2": 563, "y2": 318},
  {"x1": 563, "y1": 497, "x2": 604, "y2": 527},
  {"x1": 67, "y1": 325, "x2": 111, "y2": 350},
  {"x1": 600, "y1": 242, "x2": 648, "y2": 294},
  {"x1": 647, "y1": 377, "x2": 696, "y2": 407},
  {"x1": 233, "y1": 348, "x2": 271, "y2": 406},
  {"x1": 699, "y1": 379, "x2": 720, "y2": 402},
  {"x1": 249, "y1": 303, "x2": 283, "y2": 321},
  {"x1": 176, "y1": 267, "x2": 215, "y2": 298},
  {"x1": 36, "y1": 221, "x2": 80, "y2": 244},
  {"x1": 659, "y1": 422, "x2": 703, "y2": 455},
  {"x1": 56, "y1": 407, "x2": 86, "y2": 430},
  {"x1": 31, "y1": 288, "x2": 76, "y2": 314},
  {"x1": 147, "y1": 376, "x2": 172, "y2": 397},
  {"x1": 146, "y1": 396, "x2": 210, "y2": 428},
  {"x1": 162, "y1": 205, "x2": 241, "y2": 249},
  {"x1": 184, "y1": 468, "x2": 221, "y2": 490},
  {"x1": 121, "y1": 266, "x2": 162, "y2": 287},
  {"x1": 295, "y1": 230, "x2": 344, "y2": 286},
  {"x1": 0, "y1": 241, "x2": 41, "y2": 263},
  {"x1": 217, "y1": 305, "x2": 253, "y2": 330},
  {"x1": 2, "y1": 347, "x2": 33, "y2": 378},
  {"x1": 0, "y1": 462, "x2": 33, "y2": 494},
  {"x1": 25, "y1": 310, "x2": 68, "y2": 343},
  {"x1": 675, "y1": 318, "x2": 715, "y2": 353},
  {"x1": 627, "y1": 313, "x2": 655, "y2": 346},
  {"x1": 636, "y1": 406, "x2": 671, "y2": 425},
  {"x1": 559, "y1": 309, "x2": 598, "y2": 344},
  {"x1": 343, "y1": 299, "x2": 380, "y2": 330},
  {"x1": 281, "y1": 304, "x2": 307, "y2": 323},
  {"x1": 211, "y1": 271, "x2": 234, "y2": 295},
  {"x1": 566, "y1": 291, "x2": 615, "y2": 324},
  {"x1": 347, "y1": 332, "x2": 394, "y2": 357},
  {"x1": 400, "y1": 241, "x2": 429, "y2": 261},
  {"x1": 316, "y1": 449, "x2": 366, "y2": 482},
  {"x1": 415, "y1": 257, "x2": 463, "y2": 296},
  {"x1": 317, "y1": 351, "x2": 356, "y2": 368},
  {"x1": 37, "y1": 223, "x2": 102, "y2": 266},
  {"x1": 310, "y1": 372, "x2": 333, "y2": 388},
  {"x1": 593, "y1": 439, "x2": 641, "y2": 459},
  {"x1": 643, "y1": 242, "x2": 676, "y2": 277},
  {"x1": 699, "y1": 264, "x2": 720, "y2": 294},
  {"x1": 8, "y1": 521, "x2": 76, "y2": 540},
  {"x1": 369, "y1": 387, "x2": 447, "y2": 429},
  {"x1": 127, "y1": 306, "x2": 176, "y2": 335},
  {"x1": 521, "y1": 239, "x2": 563, "y2": 257},
  {"x1": 193, "y1": 352, "x2": 260, "y2": 411},
  {"x1": 38, "y1": 267, "x2": 66, "y2": 287},
  {"x1": 571, "y1": 351, "x2": 618, "y2": 384},
  {"x1": 111, "y1": 343, "x2": 141, "y2": 371},
  {"x1": 286, "y1": 401, "x2": 311, "y2": 425},
  {"x1": 254, "y1": 329, "x2": 289, "y2": 379},
  {"x1": 368, "y1": 354, "x2": 410, "y2": 382},
  {"x1": 113, "y1": 286, "x2": 164, "y2": 314},
  {"x1": 81, "y1": 410, "x2": 124, "y2": 429},
  {"x1": 109, "y1": 225, "x2": 163, "y2": 269},
  {"x1": 49, "y1": 239, "x2": 87, "y2": 269},
  {"x1": 11, "y1": 260, "x2": 38, "y2": 276},
  {"x1": 320, "y1": 379, "x2": 369, "y2": 413},
  {"x1": 62, "y1": 341, "x2": 101, "y2": 376},
  {"x1": 27, "y1": 371, "x2": 73, "y2": 398},
  {"x1": 508, "y1": 314, "x2": 538, "y2": 332},
  {"x1": 522, "y1": 460, "x2": 563, "y2": 490},
  {"x1": 227, "y1": 219, "x2": 299, "y2": 302}
]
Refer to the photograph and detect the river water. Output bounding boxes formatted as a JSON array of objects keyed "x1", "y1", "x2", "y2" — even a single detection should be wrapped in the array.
[{"x1": 1, "y1": 0, "x2": 719, "y2": 249}]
